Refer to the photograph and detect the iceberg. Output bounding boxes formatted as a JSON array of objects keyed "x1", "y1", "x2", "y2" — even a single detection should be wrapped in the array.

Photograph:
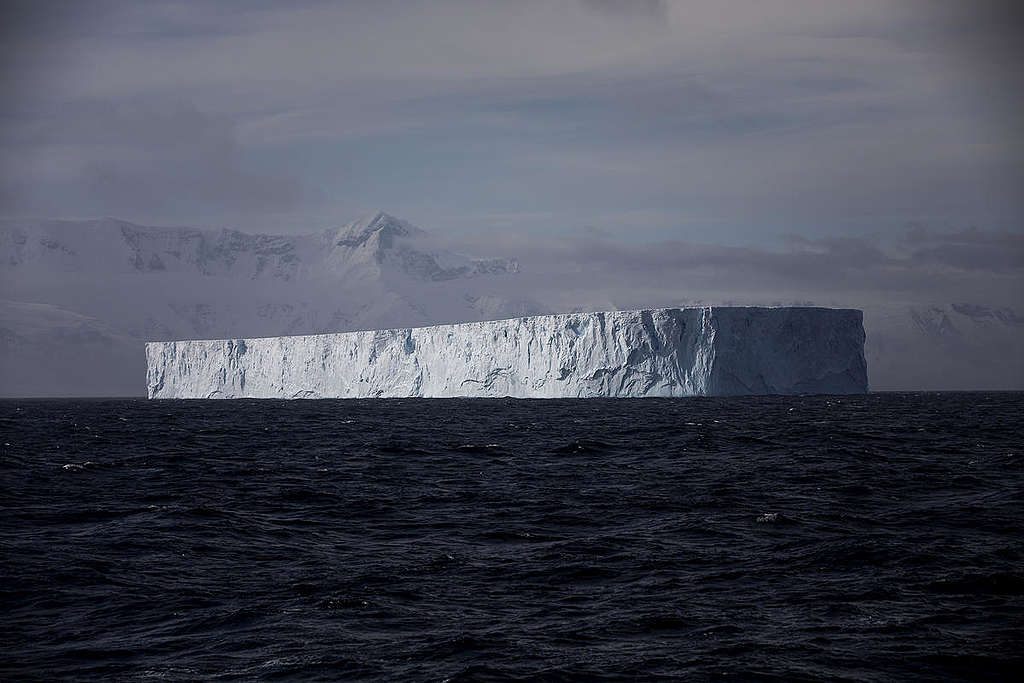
[{"x1": 146, "y1": 307, "x2": 867, "y2": 399}]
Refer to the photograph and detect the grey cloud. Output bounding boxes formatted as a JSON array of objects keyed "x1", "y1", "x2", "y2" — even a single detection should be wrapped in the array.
[
  {"x1": 0, "y1": 0, "x2": 1021, "y2": 245},
  {"x1": 906, "y1": 230, "x2": 1024, "y2": 273},
  {"x1": 902, "y1": 0, "x2": 1024, "y2": 57},
  {"x1": 467, "y1": 226, "x2": 1021, "y2": 313},
  {"x1": 910, "y1": 243, "x2": 1024, "y2": 273},
  {"x1": 580, "y1": 0, "x2": 667, "y2": 20},
  {"x1": 0, "y1": 101, "x2": 300, "y2": 220},
  {"x1": 905, "y1": 226, "x2": 1024, "y2": 247}
]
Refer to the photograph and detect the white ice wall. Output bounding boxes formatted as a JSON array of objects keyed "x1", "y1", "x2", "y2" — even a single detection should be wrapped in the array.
[{"x1": 145, "y1": 307, "x2": 867, "y2": 399}]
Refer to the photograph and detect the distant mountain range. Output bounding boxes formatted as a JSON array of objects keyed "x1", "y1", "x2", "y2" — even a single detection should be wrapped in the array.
[
  {"x1": 0, "y1": 212, "x2": 542, "y2": 395},
  {"x1": 1, "y1": 211, "x2": 1021, "y2": 395}
]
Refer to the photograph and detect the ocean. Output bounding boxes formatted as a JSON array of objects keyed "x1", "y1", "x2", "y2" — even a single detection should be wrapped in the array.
[{"x1": 1, "y1": 393, "x2": 1022, "y2": 681}]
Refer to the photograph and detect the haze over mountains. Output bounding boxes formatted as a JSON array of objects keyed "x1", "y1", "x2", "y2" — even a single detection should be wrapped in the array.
[
  {"x1": 0, "y1": 212, "x2": 541, "y2": 396},
  {"x1": 1, "y1": 211, "x2": 1021, "y2": 396}
]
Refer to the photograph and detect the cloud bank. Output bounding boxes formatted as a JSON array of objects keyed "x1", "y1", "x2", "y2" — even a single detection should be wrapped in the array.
[{"x1": 0, "y1": 0, "x2": 1020, "y2": 243}]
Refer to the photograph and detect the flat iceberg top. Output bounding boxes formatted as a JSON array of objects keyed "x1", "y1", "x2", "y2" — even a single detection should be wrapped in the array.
[{"x1": 146, "y1": 307, "x2": 867, "y2": 399}]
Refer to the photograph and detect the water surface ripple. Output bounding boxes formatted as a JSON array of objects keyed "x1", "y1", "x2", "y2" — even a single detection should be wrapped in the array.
[{"x1": 1, "y1": 393, "x2": 1022, "y2": 680}]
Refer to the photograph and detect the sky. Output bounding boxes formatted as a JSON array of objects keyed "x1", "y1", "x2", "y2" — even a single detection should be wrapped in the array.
[{"x1": 1, "y1": 0, "x2": 1022, "y2": 247}]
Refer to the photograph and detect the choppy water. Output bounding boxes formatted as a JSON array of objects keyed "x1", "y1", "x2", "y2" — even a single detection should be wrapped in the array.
[{"x1": 1, "y1": 393, "x2": 1022, "y2": 681}]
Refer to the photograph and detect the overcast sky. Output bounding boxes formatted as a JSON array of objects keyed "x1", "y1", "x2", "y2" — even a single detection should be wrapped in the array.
[{"x1": 1, "y1": 0, "x2": 1022, "y2": 246}]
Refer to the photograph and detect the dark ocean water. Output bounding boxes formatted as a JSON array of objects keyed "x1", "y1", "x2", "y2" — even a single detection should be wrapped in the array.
[{"x1": 1, "y1": 393, "x2": 1022, "y2": 681}]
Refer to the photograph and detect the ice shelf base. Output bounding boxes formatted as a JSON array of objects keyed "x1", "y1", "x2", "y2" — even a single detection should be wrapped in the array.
[{"x1": 145, "y1": 307, "x2": 868, "y2": 399}]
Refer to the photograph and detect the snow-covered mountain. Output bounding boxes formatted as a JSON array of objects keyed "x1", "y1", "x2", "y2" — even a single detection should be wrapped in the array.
[
  {"x1": 1, "y1": 211, "x2": 1021, "y2": 395},
  {"x1": 0, "y1": 211, "x2": 520, "y2": 283},
  {"x1": 0, "y1": 211, "x2": 543, "y2": 395}
]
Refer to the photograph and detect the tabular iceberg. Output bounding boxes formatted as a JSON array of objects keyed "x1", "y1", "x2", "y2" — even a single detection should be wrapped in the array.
[{"x1": 146, "y1": 307, "x2": 867, "y2": 399}]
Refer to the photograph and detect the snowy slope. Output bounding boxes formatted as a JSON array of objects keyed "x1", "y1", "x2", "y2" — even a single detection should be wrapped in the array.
[
  {"x1": 0, "y1": 212, "x2": 519, "y2": 284},
  {"x1": 0, "y1": 212, "x2": 541, "y2": 395},
  {"x1": 146, "y1": 307, "x2": 868, "y2": 399}
]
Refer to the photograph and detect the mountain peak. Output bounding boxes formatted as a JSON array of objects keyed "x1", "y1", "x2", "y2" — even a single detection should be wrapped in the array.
[{"x1": 334, "y1": 210, "x2": 424, "y2": 249}]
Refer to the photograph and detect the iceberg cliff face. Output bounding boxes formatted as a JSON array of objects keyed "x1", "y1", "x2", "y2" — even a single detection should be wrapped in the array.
[{"x1": 146, "y1": 307, "x2": 866, "y2": 399}]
